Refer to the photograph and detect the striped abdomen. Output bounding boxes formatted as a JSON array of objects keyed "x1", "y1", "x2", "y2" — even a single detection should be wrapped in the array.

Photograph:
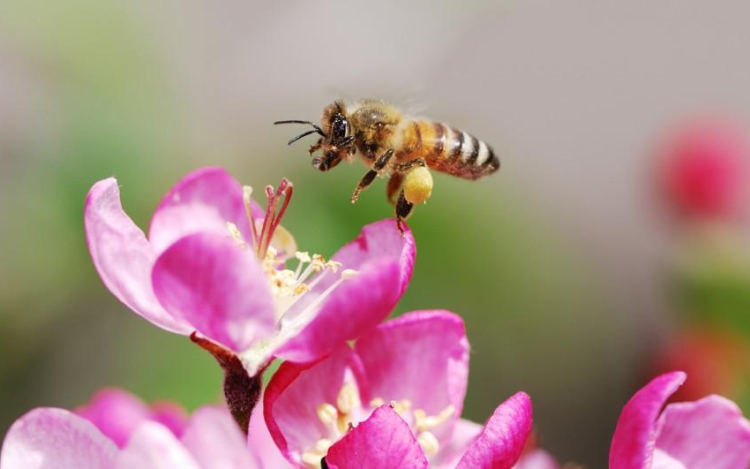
[{"x1": 398, "y1": 120, "x2": 500, "y2": 180}]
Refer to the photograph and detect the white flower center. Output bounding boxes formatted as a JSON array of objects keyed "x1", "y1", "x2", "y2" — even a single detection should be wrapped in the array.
[{"x1": 301, "y1": 381, "x2": 456, "y2": 468}]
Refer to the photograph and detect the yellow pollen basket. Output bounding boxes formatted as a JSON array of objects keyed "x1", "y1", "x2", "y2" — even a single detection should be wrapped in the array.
[{"x1": 403, "y1": 166, "x2": 434, "y2": 205}]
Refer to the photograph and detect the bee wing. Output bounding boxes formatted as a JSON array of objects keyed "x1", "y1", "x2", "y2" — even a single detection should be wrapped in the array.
[{"x1": 398, "y1": 96, "x2": 431, "y2": 118}]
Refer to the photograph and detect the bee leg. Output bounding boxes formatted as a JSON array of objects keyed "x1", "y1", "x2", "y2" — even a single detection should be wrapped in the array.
[
  {"x1": 396, "y1": 157, "x2": 427, "y2": 171},
  {"x1": 386, "y1": 173, "x2": 404, "y2": 205},
  {"x1": 401, "y1": 158, "x2": 433, "y2": 206},
  {"x1": 351, "y1": 149, "x2": 394, "y2": 204},
  {"x1": 395, "y1": 189, "x2": 414, "y2": 235},
  {"x1": 308, "y1": 138, "x2": 322, "y2": 154}
]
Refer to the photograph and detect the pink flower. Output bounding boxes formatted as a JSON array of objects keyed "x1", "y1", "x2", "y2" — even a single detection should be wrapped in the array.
[
  {"x1": 655, "y1": 119, "x2": 750, "y2": 222},
  {"x1": 85, "y1": 167, "x2": 415, "y2": 427},
  {"x1": 264, "y1": 311, "x2": 533, "y2": 469},
  {"x1": 610, "y1": 371, "x2": 750, "y2": 469},
  {"x1": 511, "y1": 449, "x2": 560, "y2": 469},
  {"x1": 648, "y1": 327, "x2": 750, "y2": 404},
  {"x1": 75, "y1": 387, "x2": 188, "y2": 448},
  {"x1": 0, "y1": 391, "x2": 290, "y2": 469}
]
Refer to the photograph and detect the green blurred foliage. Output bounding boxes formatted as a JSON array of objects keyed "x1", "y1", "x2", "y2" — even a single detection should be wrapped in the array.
[{"x1": 676, "y1": 239, "x2": 750, "y2": 337}]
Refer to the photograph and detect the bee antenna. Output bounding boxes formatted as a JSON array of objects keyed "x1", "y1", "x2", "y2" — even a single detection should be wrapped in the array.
[
  {"x1": 274, "y1": 120, "x2": 326, "y2": 137},
  {"x1": 286, "y1": 129, "x2": 321, "y2": 146}
]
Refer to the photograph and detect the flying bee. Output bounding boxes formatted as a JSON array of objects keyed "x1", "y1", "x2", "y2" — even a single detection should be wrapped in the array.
[{"x1": 275, "y1": 99, "x2": 500, "y2": 231}]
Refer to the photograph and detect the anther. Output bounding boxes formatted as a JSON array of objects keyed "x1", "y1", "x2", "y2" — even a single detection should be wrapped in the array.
[
  {"x1": 296, "y1": 251, "x2": 312, "y2": 263},
  {"x1": 414, "y1": 405, "x2": 455, "y2": 432},
  {"x1": 315, "y1": 438, "x2": 333, "y2": 453},
  {"x1": 226, "y1": 222, "x2": 247, "y2": 249},
  {"x1": 370, "y1": 398, "x2": 385, "y2": 408},
  {"x1": 336, "y1": 382, "x2": 359, "y2": 415},
  {"x1": 417, "y1": 431, "x2": 440, "y2": 457},
  {"x1": 301, "y1": 451, "x2": 325, "y2": 468},
  {"x1": 390, "y1": 399, "x2": 412, "y2": 416},
  {"x1": 340, "y1": 269, "x2": 358, "y2": 279},
  {"x1": 317, "y1": 403, "x2": 338, "y2": 426}
]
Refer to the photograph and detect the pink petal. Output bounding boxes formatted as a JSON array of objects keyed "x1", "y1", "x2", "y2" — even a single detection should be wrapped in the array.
[
  {"x1": 117, "y1": 423, "x2": 199, "y2": 469},
  {"x1": 247, "y1": 400, "x2": 292, "y2": 469},
  {"x1": 650, "y1": 449, "x2": 686, "y2": 469},
  {"x1": 609, "y1": 371, "x2": 687, "y2": 469},
  {"x1": 455, "y1": 392, "x2": 533, "y2": 469},
  {"x1": 264, "y1": 346, "x2": 361, "y2": 465},
  {"x1": 85, "y1": 178, "x2": 190, "y2": 334},
  {"x1": 150, "y1": 402, "x2": 189, "y2": 437},
  {"x1": 275, "y1": 219, "x2": 415, "y2": 364},
  {"x1": 353, "y1": 311, "x2": 469, "y2": 444},
  {"x1": 432, "y1": 419, "x2": 483, "y2": 468},
  {"x1": 274, "y1": 259, "x2": 400, "y2": 363},
  {"x1": 0, "y1": 408, "x2": 117, "y2": 469},
  {"x1": 180, "y1": 406, "x2": 259, "y2": 469},
  {"x1": 325, "y1": 406, "x2": 429, "y2": 469},
  {"x1": 512, "y1": 450, "x2": 561, "y2": 469},
  {"x1": 148, "y1": 167, "x2": 262, "y2": 254},
  {"x1": 329, "y1": 219, "x2": 415, "y2": 297},
  {"x1": 75, "y1": 388, "x2": 152, "y2": 448},
  {"x1": 152, "y1": 232, "x2": 276, "y2": 352},
  {"x1": 654, "y1": 395, "x2": 750, "y2": 469}
]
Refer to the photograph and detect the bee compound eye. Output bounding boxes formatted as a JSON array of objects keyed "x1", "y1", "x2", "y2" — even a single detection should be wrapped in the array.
[{"x1": 331, "y1": 115, "x2": 348, "y2": 142}]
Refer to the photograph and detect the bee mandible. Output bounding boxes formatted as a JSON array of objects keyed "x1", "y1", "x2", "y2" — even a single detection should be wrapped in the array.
[{"x1": 275, "y1": 100, "x2": 500, "y2": 231}]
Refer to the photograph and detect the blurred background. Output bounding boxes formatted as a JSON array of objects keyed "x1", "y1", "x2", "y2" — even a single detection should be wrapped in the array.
[{"x1": 2, "y1": 1, "x2": 750, "y2": 466}]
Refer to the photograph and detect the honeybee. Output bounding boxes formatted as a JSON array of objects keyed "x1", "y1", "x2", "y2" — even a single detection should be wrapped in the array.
[{"x1": 275, "y1": 100, "x2": 500, "y2": 230}]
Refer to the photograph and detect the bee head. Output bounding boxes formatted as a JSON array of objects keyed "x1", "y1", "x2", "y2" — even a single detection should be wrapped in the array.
[
  {"x1": 274, "y1": 106, "x2": 355, "y2": 172},
  {"x1": 313, "y1": 112, "x2": 354, "y2": 171}
]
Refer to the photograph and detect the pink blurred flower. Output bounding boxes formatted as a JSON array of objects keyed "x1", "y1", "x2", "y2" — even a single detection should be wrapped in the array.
[
  {"x1": 648, "y1": 326, "x2": 750, "y2": 404},
  {"x1": 610, "y1": 371, "x2": 750, "y2": 469},
  {"x1": 655, "y1": 119, "x2": 750, "y2": 222},
  {"x1": 0, "y1": 394, "x2": 290, "y2": 469},
  {"x1": 264, "y1": 311, "x2": 533, "y2": 469},
  {"x1": 511, "y1": 449, "x2": 560, "y2": 469},
  {"x1": 75, "y1": 387, "x2": 188, "y2": 448},
  {"x1": 85, "y1": 167, "x2": 415, "y2": 428}
]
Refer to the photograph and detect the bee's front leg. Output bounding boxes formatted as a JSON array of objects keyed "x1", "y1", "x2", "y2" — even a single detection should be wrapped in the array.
[
  {"x1": 351, "y1": 149, "x2": 394, "y2": 204},
  {"x1": 308, "y1": 138, "x2": 323, "y2": 156}
]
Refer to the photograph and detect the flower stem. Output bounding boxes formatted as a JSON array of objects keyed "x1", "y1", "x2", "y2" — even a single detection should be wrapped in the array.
[{"x1": 190, "y1": 332, "x2": 262, "y2": 434}]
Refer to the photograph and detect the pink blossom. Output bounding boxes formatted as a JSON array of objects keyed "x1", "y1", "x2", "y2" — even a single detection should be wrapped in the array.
[
  {"x1": 264, "y1": 311, "x2": 533, "y2": 469},
  {"x1": 85, "y1": 168, "x2": 415, "y2": 428},
  {"x1": 655, "y1": 119, "x2": 750, "y2": 222},
  {"x1": 75, "y1": 387, "x2": 188, "y2": 448},
  {"x1": 0, "y1": 393, "x2": 290, "y2": 469},
  {"x1": 511, "y1": 449, "x2": 560, "y2": 469},
  {"x1": 610, "y1": 371, "x2": 750, "y2": 469}
]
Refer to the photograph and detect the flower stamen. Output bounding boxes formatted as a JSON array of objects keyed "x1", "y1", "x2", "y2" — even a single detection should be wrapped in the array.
[
  {"x1": 304, "y1": 382, "x2": 457, "y2": 468},
  {"x1": 225, "y1": 222, "x2": 248, "y2": 249},
  {"x1": 254, "y1": 179, "x2": 293, "y2": 258},
  {"x1": 417, "y1": 431, "x2": 440, "y2": 456},
  {"x1": 242, "y1": 186, "x2": 258, "y2": 248}
]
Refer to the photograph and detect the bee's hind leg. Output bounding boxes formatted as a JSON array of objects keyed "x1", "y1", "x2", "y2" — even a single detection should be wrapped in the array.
[
  {"x1": 395, "y1": 189, "x2": 414, "y2": 235},
  {"x1": 351, "y1": 149, "x2": 394, "y2": 203},
  {"x1": 394, "y1": 157, "x2": 432, "y2": 234},
  {"x1": 386, "y1": 173, "x2": 404, "y2": 205}
]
